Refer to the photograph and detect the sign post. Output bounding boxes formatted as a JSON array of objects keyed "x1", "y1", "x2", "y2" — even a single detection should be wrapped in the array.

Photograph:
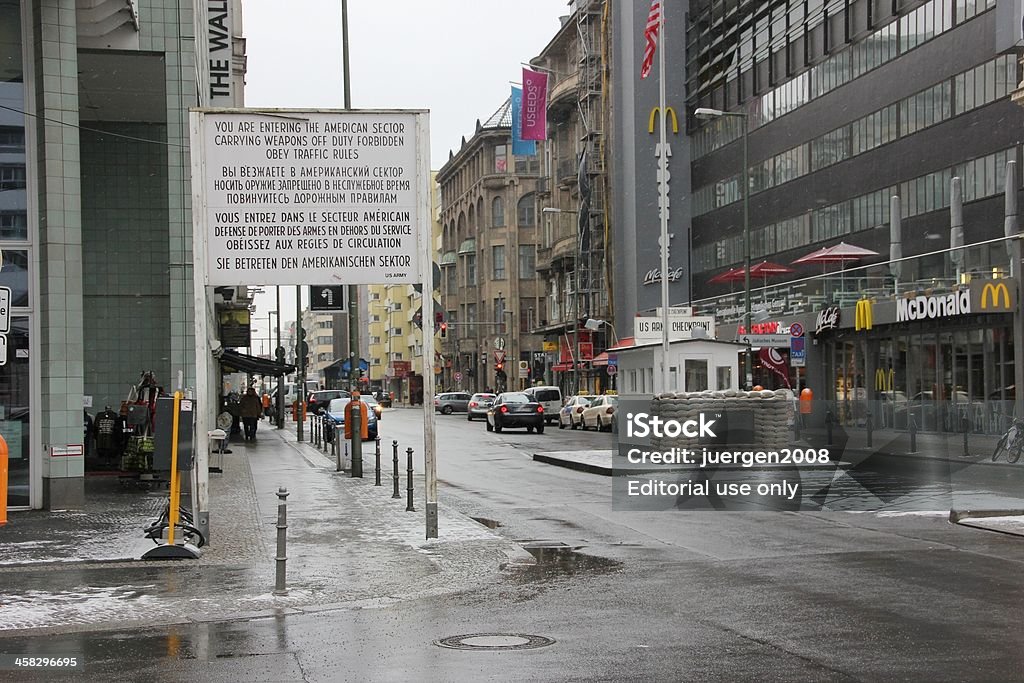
[{"x1": 190, "y1": 108, "x2": 434, "y2": 539}]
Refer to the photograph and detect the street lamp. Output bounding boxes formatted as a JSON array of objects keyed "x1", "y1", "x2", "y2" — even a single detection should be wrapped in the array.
[
  {"x1": 543, "y1": 207, "x2": 583, "y2": 394},
  {"x1": 695, "y1": 107, "x2": 752, "y2": 389}
]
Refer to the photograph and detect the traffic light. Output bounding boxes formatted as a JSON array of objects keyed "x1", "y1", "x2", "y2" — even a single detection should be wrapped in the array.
[
  {"x1": 495, "y1": 361, "x2": 504, "y2": 371},
  {"x1": 439, "y1": 322, "x2": 448, "y2": 338}
]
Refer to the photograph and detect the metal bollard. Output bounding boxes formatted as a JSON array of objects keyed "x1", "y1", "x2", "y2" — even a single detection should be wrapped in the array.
[
  {"x1": 406, "y1": 447, "x2": 415, "y2": 512},
  {"x1": 866, "y1": 412, "x2": 873, "y2": 449},
  {"x1": 323, "y1": 417, "x2": 330, "y2": 453},
  {"x1": 335, "y1": 425, "x2": 342, "y2": 471},
  {"x1": 375, "y1": 436, "x2": 382, "y2": 486},
  {"x1": 273, "y1": 487, "x2": 289, "y2": 595},
  {"x1": 392, "y1": 440, "x2": 400, "y2": 499},
  {"x1": 909, "y1": 414, "x2": 918, "y2": 453},
  {"x1": 826, "y1": 410, "x2": 834, "y2": 447}
]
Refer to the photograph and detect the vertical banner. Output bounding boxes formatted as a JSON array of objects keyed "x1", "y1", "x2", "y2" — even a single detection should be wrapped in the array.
[
  {"x1": 521, "y1": 68, "x2": 548, "y2": 141},
  {"x1": 510, "y1": 87, "x2": 537, "y2": 156},
  {"x1": 759, "y1": 347, "x2": 791, "y2": 388},
  {"x1": 204, "y1": 0, "x2": 235, "y2": 106}
]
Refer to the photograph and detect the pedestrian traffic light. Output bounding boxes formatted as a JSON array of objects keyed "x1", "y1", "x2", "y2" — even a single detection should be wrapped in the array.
[{"x1": 439, "y1": 322, "x2": 448, "y2": 338}]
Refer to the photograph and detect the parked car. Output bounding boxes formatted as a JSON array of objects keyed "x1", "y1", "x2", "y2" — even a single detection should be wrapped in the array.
[
  {"x1": 559, "y1": 395, "x2": 595, "y2": 430},
  {"x1": 894, "y1": 390, "x2": 970, "y2": 430},
  {"x1": 360, "y1": 393, "x2": 383, "y2": 420},
  {"x1": 434, "y1": 391, "x2": 471, "y2": 414},
  {"x1": 523, "y1": 386, "x2": 563, "y2": 425},
  {"x1": 486, "y1": 392, "x2": 545, "y2": 434},
  {"x1": 324, "y1": 396, "x2": 377, "y2": 441},
  {"x1": 307, "y1": 389, "x2": 350, "y2": 415},
  {"x1": 467, "y1": 393, "x2": 496, "y2": 421},
  {"x1": 581, "y1": 395, "x2": 618, "y2": 432}
]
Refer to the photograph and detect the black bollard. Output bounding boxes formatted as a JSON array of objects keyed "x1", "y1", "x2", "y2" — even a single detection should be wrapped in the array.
[
  {"x1": 375, "y1": 436, "x2": 382, "y2": 486},
  {"x1": 909, "y1": 414, "x2": 918, "y2": 453},
  {"x1": 826, "y1": 410, "x2": 834, "y2": 447},
  {"x1": 392, "y1": 440, "x2": 400, "y2": 499},
  {"x1": 866, "y1": 412, "x2": 873, "y2": 449},
  {"x1": 406, "y1": 447, "x2": 415, "y2": 512},
  {"x1": 962, "y1": 415, "x2": 970, "y2": 457}
]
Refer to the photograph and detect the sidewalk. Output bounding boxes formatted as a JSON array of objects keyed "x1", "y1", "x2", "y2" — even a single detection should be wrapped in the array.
[{"x1": 0, "y1": 419, "x2": 530, "y2": 635}]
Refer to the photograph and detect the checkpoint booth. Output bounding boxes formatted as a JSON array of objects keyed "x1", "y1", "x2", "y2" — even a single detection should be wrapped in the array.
[{"x1": 610, "y1": 338, "x2": 747, "y2": 396}]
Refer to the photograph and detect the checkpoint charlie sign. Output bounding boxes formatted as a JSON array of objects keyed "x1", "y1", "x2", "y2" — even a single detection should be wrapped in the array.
[{"x1": 192, "y1": 109, "x2": 427, "y2": 286}]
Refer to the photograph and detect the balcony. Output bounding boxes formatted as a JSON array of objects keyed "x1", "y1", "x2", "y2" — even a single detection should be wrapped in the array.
[{"x1": 548, "y1": 70, "x2": 580, "y2": 109}]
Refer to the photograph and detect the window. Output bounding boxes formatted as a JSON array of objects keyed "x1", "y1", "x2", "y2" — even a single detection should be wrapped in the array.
[
  {"x1": 0, "y1": 165, "x2": 26, "y2": 190},
  {"x1": 0, "y1": 127, "x2": 24, "y2": 153},
  {"x1": 492, "y1": 196, "x2": 504, "y2": 227},
  {"x1": 685, "y1": 359, "x2": 709, "y2": 392},
  {"x1": 517, "y1": 194, "x2": 536, "y2": 228},
  {"x1": 519, "y1": 245, "x2": 535, "y2": 279},
  {"x1": 492, "y1": 245, "x2": 506, "y2": 279},
  {"x1": 493, "y1": 145, "x2": 507, "y2": 173},
  {"x1": 465, "y1": 254, "x2": 476, "y2": 286},
  {"x1": 716, "y1": 366, "x2": 732, "y2": 391}
]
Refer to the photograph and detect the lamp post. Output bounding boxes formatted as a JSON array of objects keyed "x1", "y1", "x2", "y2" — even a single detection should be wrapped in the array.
[
  {"x1": 542, "y1": 207, "x2": 582, "y2": 394},
  {"x1": 695, "y1": 107, "x2": 752, "y2": 389}
]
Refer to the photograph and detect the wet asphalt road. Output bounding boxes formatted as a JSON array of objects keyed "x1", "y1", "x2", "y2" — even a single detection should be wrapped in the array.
[{"x1": 4, "y1": 408, "x2": 1024, "y2": 682}]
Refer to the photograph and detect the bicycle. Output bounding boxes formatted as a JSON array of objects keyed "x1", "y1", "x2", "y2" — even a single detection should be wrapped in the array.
[
  {"x1": 992, "y1": 416, "x2": 1024, "y2": 464},
  {"x1": 143, "y1": 500, "x2": 206, "y2": 547}
]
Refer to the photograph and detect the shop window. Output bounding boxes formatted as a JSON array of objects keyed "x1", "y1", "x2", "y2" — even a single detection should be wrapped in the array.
[
  {"x1": 717, "y1": 366, "x2": 733, "y2": 390},
  {"x1": 685, "y1": 359, "x2": 709, "y2": 392}
]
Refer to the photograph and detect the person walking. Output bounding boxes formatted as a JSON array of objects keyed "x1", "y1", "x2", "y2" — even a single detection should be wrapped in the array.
[{"x1": 240, "y1": 387, "x2": 262, "y2": 441}]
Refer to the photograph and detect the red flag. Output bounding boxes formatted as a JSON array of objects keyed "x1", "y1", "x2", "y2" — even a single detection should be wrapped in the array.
[
  {"x1": 640, "y1": 0, "x2": 662, "y2": 79},
  {"x1": 758, "y1": 347, "x2": 791, "y2": 388}
]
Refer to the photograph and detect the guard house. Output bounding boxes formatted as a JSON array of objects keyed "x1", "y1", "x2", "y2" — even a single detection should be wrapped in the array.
[{"x1": 611, "y1": 338, "x2": 747, "y2": 396}]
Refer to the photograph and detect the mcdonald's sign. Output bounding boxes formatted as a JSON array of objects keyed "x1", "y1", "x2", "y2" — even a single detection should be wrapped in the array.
[
  {"x1": 855, "y1": 298, "x2": 873, "y2": 331},
  {"x1": 648, "y1": 106, "x2": 679, "y2": 134},
  {"x1": 980, "y1": 282, "x2": 1011, "y2": 310},
  {"x1": 874, "y1": 367, "x2": 894, "y2": 391}
]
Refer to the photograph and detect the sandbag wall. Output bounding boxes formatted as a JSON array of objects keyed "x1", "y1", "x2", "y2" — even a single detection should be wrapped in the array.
[{"x1": 649, "y1": 389, "x2": 795, "y2": 452}]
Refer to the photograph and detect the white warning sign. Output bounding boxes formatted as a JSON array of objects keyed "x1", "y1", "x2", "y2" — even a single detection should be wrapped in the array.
[{"x1": 192, "y1": 109, "x2": 428, "y2": 286}]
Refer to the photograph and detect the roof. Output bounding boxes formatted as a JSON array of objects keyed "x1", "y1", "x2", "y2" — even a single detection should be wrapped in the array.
[
  {"x1": 481, "y1": 97, "x2": 512, "y2": 129},
  {"x1": 609, "y1": 337, "x2": 748, "y2": 352},
  {"x1": 216, "y1": 349, "x2": 296, "y2": 377}
]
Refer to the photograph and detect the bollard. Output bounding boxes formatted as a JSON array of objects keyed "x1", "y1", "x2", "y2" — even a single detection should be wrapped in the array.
[
  {"x1": 344, "y1": 442, "x2": 350, "y2": 471},
  {"x1": 909, "y1": 414, "x2": 918, "y2": 453},
  {"x1": 273, "y1": 487, "x2": 289, "y2": 595},
  {"x1": 375, "y1": 436, "x2": 382, "y2": 486},
  {"x1": 0, "y1": 434, "x2": 7, "y2": 526},
  {"x1": 323, "y1": 416, "x2": 330, "y2": 453},
  {"x1": 826, "y1": 410, "x2": 834, "y2": 447},
  {"x1": 335, "y1": 425, "x2": 343, "y2": 471},
  {"x1": 866, "y1": 412, "x2": 873, "y2": 449},
  {"x1": 392, "y1": 440, "x2": 400, "y2": 499},
  {"x1": 350, "y1": 402, "x2": 363, "y2": 478},
  {"x1": 406, "y1": 447, "x2": 416, "y2": 512}
]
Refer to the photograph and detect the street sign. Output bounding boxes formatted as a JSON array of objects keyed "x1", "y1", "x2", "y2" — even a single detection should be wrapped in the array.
[
  {"x1": 654, "y1": 306, "x2": 694, "y2": 317},
  {"x1": 494, "y1": 337, "x2": 506, "y2": 350},
  {"x1": 518, "y1": 360, "x2": 530, "y2": 379},
  {"x1": 0, "y1": 335, "x2": 7, "y2": 366},
  {"x1": 737, "y1": 334, "x2": 792, "y2": 347},
  {"x1": 606, "y1": 364, "x2": 618, "y2": 376},
  {"x1": 0, "y1": 287, "x2": 10, "y2": 334},
  {"x1": 494, "y1": 350, "x2": 506, "y2": 364},
  {"x1": 454, "y1": 371, "x2": 463, "y2": 382},
  {"x1": 790, "y1": 336, "x2": 806, "y2": 367},
  {"x1": 789, "y1": 321, "x2": 804, "y2": 337},
  {"x1": 310, "y1": 285, "x2": 347, "y2": 311}
]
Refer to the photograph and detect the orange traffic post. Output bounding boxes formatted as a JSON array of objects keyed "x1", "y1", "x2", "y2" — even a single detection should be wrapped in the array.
[
  {"x1": 0, "y1": 434, "x2": 7, "y2": 525},
  {"x1": 800, "y1": 388, "x2": 814, "y2": 414}
]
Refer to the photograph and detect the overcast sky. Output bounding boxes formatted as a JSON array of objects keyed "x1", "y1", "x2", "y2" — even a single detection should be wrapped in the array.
[{"x1": 243, "y1": 0, "x2": 570, "y2": 343}]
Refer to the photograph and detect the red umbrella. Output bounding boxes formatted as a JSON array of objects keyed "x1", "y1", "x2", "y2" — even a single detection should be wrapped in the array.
[
  {"x1": 792, "y1": 242, "x2": 879, "y2": 264},
  {"x1": 708, "y1": 266, "x2": 746, "y2": 284},
  {"x1": 793, "y1": 242, "x2": 879, "y2": 299},
  {"x1": 748, "y1": 260, "x2": 795, "y2": 278}
]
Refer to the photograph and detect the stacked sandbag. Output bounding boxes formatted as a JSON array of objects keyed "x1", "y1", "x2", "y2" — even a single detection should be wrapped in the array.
[{"x1": 649, "y1": 389, "x2": 794, "y2": 452}]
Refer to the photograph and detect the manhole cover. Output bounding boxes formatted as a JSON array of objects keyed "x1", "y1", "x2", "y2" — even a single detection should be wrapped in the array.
[{"x1": 435, "y1": 633, "x2": 556, "y2": 651}]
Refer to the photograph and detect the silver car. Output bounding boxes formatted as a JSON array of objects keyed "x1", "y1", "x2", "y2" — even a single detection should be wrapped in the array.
[
  {"x1": 467, "y1": 393, "x2": 496, "y2": 421},
  {"x1": 434, "y1": 391, "x2": 471, "y2": 414}
]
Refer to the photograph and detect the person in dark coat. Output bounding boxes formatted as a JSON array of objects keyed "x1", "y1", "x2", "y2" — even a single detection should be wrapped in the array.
[{"x1": 239, "y1": 387, "x2": 263, "y2": 441}]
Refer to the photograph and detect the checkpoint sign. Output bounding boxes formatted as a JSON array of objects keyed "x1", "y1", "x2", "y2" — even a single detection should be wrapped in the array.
[{"x1": 193, "y1": 109, "x2": 427, "y2": 286}]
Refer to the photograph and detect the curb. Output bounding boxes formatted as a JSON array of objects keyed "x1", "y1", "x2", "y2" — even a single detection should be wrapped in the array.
[
  {"x1": 532, "y1": 452, "x2": 611, "y2": 476},
  {"x1": 949, "y1": 508, "x2": 1024, "y2": 523}
]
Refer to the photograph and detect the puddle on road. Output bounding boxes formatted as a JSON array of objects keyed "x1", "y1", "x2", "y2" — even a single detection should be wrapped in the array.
[{"x1": 508, "y1": 541, "x2": 622, "y2": 583}]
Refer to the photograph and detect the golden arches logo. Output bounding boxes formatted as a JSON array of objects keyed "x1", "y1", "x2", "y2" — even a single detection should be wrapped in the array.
[
  {"x1": 855, "y1": 298, "x2": 873, "y2": 331},
  {"x1": 648, "y1": 106, "x2": 679, "y2": 134},
  {"x1": 980, "y1": 282, "x2": 1011, "y2": 310},
  {"x1": 875, "y1": 367, "x2": 894, "y2": 391}
]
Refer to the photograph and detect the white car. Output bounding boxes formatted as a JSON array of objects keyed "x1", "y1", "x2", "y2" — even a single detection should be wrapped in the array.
[
  {"x1": 559, "y1": 395, "x2": 595, "y2": 430},
  {"x1": 581, "y1": 395, "x2": 618, "y2": 432}
]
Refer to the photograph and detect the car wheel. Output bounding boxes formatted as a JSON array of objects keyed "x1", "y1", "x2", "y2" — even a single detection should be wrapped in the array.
[
  {"x1": 442, "y1": 405, "x2": 453, "y2": 415},
  {"x1": 467, "y1": 414, "x2": 473, "y2": 421},
  {"x1": 598, "y1": 418, "x2": 606, "y2": 432},
  {"x1": 559, "y1": 418, "x2": 566, "y2": 429},
  {"x1": 571, "y1": 418, "x2": 579, "y2": 430},
  {"x1": 486, "y1": 421, "x2": 493, "y2": 432},
  {"x1": 494, "y1": 420, "x2": 503, "y2": 433},
  {"x1": 527, "y1": 426, "x2": 534, "y2": 433},
  {"x1": 537, "y1": 424, "x2": 544, "y2": 435}
]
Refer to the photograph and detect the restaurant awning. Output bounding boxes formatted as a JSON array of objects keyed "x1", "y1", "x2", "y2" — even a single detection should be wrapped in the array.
[{"x1": 215, "y1": 348, "x2": 296, "y2": 377}]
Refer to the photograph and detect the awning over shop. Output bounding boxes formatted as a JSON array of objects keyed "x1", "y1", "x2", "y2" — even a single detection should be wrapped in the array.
[
  {"x1": 215, "y1": 348, "x2": 296, "y2": 377},
  {"x1": 551, "y1": 363, "x2": 571, "y2": 372},
  {"x1": 592, "y1": 352, "x2": 610, "y2": 366}
]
